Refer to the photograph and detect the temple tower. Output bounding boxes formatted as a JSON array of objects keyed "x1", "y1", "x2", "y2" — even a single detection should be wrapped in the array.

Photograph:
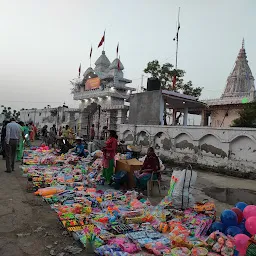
[
  {"x1": 222, "y1": 39, "x2": 255, "y2": 99},
  {"x1": 72, "y1": 51, "x2": 134, "y2": 137},
  {"x1": 203, "y1": 39, "x2": 256, "y2": 127}
]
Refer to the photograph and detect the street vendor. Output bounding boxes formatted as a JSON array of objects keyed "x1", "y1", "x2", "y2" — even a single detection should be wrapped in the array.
[
  {"x1": 68, "y1": 136, "x2": 88, "y2": 157},
  {"x1": 135, "y1": 147, "x2": 160, "y2": 190},
  {"x1": 56, "y1": 136, "x2": 72, "y2": 154},
  {"x1": 102, "y1": 130, "x2": 118, "y2": 184}
]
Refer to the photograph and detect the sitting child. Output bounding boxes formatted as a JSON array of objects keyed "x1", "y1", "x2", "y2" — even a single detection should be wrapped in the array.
[{"x1": 69, "y1": 137, "x2": 88, "y2": 157}]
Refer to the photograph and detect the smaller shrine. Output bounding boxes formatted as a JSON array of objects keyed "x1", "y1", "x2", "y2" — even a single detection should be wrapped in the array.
[
  {"x1": 203, "y1": 39, "x2": 255, "y2": 127},
  {"x1": 72, "y1": 51, "x2": 135, "y2": 137}
]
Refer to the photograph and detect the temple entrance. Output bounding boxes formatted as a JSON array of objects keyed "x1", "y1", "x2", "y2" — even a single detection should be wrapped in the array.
[{"x1": 81, "y1": 102, "x2": 109, "y2": 140}]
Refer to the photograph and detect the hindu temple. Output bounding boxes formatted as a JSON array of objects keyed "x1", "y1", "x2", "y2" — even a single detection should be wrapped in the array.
[
  {"x1": 203, "y1": 39, "x2": 255, "y2": 127},
  {"x1": 72, "y1": 51, "x2": 134, "y2": 137}
]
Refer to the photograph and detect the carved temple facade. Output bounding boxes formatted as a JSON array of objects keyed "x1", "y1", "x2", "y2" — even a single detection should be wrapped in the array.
[{"x1": 72, "y1": 51, "x2": 135, "y2": 137}]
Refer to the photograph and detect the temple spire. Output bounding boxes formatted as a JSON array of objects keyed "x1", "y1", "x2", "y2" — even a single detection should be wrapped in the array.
[{"x1": 221, "y1": 40, "x2": 255, "y2": 98}]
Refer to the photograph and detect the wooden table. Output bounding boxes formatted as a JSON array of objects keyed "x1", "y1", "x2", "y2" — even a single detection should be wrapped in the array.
[{"x1": 115, "y1": 159, "x2": 143, "y2": 188}]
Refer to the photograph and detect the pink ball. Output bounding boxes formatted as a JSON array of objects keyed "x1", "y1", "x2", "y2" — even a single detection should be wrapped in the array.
[
  {"x1": 234, "y1": 234, "x2": 250, "y2": 254},
  {"x1": 243, "y1": 205, "x2": 256, "y2": 219},
  {"x1": 245, "y1": 216, "x2": 256, "y2": 235}
]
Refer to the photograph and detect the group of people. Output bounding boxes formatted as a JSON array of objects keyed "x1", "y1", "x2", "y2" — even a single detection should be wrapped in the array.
[
  {"x1": 1, "y1": 118, "x2": 161, "y2": 190},
  {"x1": 0, "y1": 118, "x2": 37, "y2": 173},
  {"x1": 41, "y1": 124, "x2": 75, "y2": 147},
  {"x1": 101, "y1": 130, "x2": 161, "y2": 190}
]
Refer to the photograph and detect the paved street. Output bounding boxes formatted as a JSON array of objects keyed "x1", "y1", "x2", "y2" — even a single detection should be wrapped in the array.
[{"x1": 0, "y1": 157, "x2": 255, "y2": 256}]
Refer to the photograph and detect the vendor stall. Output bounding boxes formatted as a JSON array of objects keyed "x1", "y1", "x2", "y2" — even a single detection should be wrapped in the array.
[{"x1": 19, "y1": 146, "x2": 256, "y2": 256}]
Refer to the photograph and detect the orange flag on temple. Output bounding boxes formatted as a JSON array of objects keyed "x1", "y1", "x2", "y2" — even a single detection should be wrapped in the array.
[
  {"x1": 116, "y1": 43, "x2": 119, "y2": 57},
  {"x1": 78, "y1": 63, "x2": 81, "y2": 77},
  {"x1": 90, "y1": 46, "x2": 92, "y2": 58},
  {"x1": 98, "y1": 31, "x2": 105, "y2": 48}
]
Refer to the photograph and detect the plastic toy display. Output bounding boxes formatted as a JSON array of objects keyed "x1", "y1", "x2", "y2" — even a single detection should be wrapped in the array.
[{"x1": 19, "y1": 146, "x2": 256, "y2": 255}]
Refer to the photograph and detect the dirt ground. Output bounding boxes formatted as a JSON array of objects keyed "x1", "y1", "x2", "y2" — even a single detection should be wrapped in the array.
[{"x1": 0, "y1": 157, "x2": 255, "y2": 256}]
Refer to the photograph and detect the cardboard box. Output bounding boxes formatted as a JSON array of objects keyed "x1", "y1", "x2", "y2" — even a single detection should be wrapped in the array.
[{"x1": 115, "y1": 159, "x2": 143, "y2": 188}]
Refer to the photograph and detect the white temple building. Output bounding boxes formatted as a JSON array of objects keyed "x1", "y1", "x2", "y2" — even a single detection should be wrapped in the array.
[
  {"x1": 203, "y1": 39, "x2": 255, "y2": 127},
  {"x1": 72, "y1": 51, "x2": 135, "y2": 137}
]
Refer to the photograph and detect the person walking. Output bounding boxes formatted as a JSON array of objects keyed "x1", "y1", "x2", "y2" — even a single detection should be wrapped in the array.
[
  {"x1": 16, "y1": 121, "x2": 25, "y2": 161},
  {"x1": 24, "y1": 124, "x2": 31, "y2": 147},
  {"x1": 5, "y1": 117, "x2": 22, "y2": 173},
  {"x1": 41, "y1": 125, "x2": 48, "y2": 144},
  {"x1": 1, "y1": 120, "x2": 10, "y2": 159}
]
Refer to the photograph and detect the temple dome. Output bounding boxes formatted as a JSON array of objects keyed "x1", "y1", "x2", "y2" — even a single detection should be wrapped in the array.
[
  {"x1": 109, "y1": 58, "x2": 124, "y2": 71},
  {"x1": 94, "y1": 51, "x2": 110, "y2": 72},
  {"x1": 222, "y1": 39, "x2": 255, "y2": 98},
  {"x1": 83, "y1": 67, "x2": 94, "y2": 77}
]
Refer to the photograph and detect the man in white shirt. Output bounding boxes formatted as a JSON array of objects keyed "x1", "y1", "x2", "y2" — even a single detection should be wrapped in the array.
[{"x1": 5, "y1": 117, "x2": 22, "y2": 173}]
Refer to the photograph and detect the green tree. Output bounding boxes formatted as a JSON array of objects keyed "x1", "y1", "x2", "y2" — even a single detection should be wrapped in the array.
[
  {"x1": 232, "y1": 101, "x2": 256, "y2": 128},
  {"x1": 1, "y1": 105, "x2": 21, "y2": 120},
  {"x1": 144, "y1": 60, "x2": 203, "y2": 98}
]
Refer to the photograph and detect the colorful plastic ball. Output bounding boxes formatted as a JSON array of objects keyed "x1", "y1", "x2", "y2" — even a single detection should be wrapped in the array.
[
  {"x1": 234, "y1": 234, "x2": 250, "y2": 255},
  {"x1": 243, "y1": 205, "x2": 256, "y2": 220},
  {"x1": 221, "y1": 209, "x2": 238, "y2": 227},
  {"x1": 225, "y1": 226, "x2": 242, "y2": 237},
  {"x1": 245, "y1": 216, "x2": 256, "y2": 235},
  {"x1": 209, "y1": 221, "x2": 225, "y2": 233},
  {"x1": 238, "y1": 222, "x2": 246, "y2": 233},
  {"x1": 235, "y1": 202, "x2": 248, "y2": 212},
  {"x1": 231, "y1": 207, "x2": 243, "y2": 223}
]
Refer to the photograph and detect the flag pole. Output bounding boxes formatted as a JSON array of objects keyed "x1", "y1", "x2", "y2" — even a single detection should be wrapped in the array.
[
  {"x1": 103, "y1": 29, "x2": 106, "y2": 51},
  {"x1": 175, "y1": 7, "x2": 180, "y2": 69}
]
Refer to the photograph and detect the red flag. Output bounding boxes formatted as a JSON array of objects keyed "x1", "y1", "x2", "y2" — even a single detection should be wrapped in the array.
[
  {"x1": 118, "y1": 56, "x2": 120, "y2": 71},
  {"x1": 78, "y1": 63, "x2": 81, "y2": 77},
  {"x1": 116, "y1": 43, "x2": 119, "y2": 57},
  {"x1": 172, "y1": 75, "x2": 176, "y2": 90},
  {"x1": 90, "y1": 46, "x2": 92, "y2": 58},
  {"x1": 98, "y1": 31, "x2": 105, "y2": 48}
]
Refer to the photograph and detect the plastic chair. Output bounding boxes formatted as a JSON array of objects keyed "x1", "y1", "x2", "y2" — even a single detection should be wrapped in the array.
[{"x1": 147, "y1": 170, "x2": 161, "y2": 197}]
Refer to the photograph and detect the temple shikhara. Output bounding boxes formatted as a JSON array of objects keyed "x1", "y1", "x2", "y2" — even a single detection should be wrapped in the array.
[
  {"x1": 72, "y1": 50, "x2": 134, "y2": 137},
  {"x1": 204, "y1": 39, "x2": 255, "y2": 127}
]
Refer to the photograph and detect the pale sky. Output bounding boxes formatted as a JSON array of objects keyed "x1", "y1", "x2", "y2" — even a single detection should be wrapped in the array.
[{"x1": 0, "y1": 0, "x2": 255, "y2": 111}]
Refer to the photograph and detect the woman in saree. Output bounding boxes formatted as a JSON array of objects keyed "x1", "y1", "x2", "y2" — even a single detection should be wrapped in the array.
[
  {"x1": 102, "y1": 130, "x2": 118, "y2": 184},
  {"x1": 135, "y1": 147, "x2": 160, "y2": 190},
  {"x1": 17, "y1": 121, "x2": 25, "y2": 161}
]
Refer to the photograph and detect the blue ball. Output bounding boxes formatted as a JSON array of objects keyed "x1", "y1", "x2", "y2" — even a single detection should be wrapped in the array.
[
  {"x1": 225, "y1": 226, "x2": 242, "y2": 237},
  {"x1": 209, "y1": 221, "x2": 225, "y2": 233},
  {"x1": 221, "y1": 209, "x2": 238, "y2": 227},
  {"x1": 238, "y1": 222, "x2": 246, "y2": 233},
  {"x1": 234, "y1": 250, "x2": 239, "y2": 256},
  {"x1": 235, "y1": 202, "x2": 248, "y2": 212}
]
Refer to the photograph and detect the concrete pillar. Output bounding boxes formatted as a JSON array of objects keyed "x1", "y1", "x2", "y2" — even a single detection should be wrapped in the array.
[
  {"x1": 183, "y1": 108, "x2": 188, "y2": 126},
  {"x1": 200, "y1": 110, "x2": 209, "y2": 126},
  {"x1": 172, "y1": 109, "x2": 176, "y2": 125}
]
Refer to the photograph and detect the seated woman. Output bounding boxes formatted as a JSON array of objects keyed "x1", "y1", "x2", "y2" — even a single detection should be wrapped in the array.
[
  {"x1": 69, "y1": 137, "x2": 88, "y2": 157},
  {"x1": 135, "y1": 147, "x2": 160, "y2": 190},
  {"x1": 56, "y1": 137, "x2": 73, "y2": 154}
]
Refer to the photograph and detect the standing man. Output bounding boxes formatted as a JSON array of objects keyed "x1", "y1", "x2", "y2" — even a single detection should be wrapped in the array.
[
  {"x1": 1, "y1": 120, "x2": 10, "y2": 159},
  {"x1": 90, "y1": 124, "x2": 95, "y2": 141},
  {"x1": 52, "y1": 124, "x2": 57, "y2": 135},
  {"x1": 5, "y1": 117, "x2": 21, "y2": 173}
]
